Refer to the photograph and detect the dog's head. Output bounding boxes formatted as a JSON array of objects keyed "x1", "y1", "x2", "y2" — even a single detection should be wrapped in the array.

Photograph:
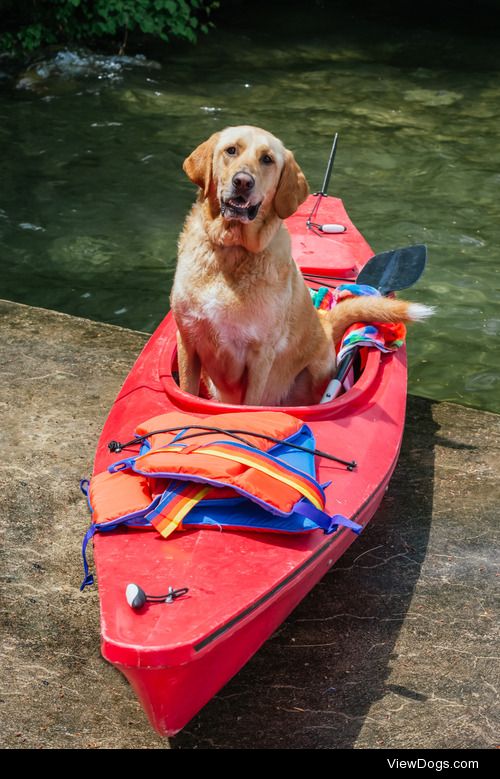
[{"x1": 183, "y1": 126, "x2": 309, "y2": 223}]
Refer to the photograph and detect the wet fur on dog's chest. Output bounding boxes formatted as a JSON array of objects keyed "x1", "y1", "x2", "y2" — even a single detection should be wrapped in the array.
[{"x1": 173, "y1": 224, "x2": 293, "y2": 391}]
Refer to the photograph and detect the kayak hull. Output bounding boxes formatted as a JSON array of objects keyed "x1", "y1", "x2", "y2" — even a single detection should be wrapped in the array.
[
  {"x1": 90, "y1": 195, "x2": 407, "y2": 736},
  {"x1": 112, "y1": 479, "x2": 391, "y2": 736}
]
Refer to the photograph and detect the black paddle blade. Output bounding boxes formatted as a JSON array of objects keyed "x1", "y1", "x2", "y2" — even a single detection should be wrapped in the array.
[{"x1": 356, "y1": 244, "x2": 427, "y2": 295}]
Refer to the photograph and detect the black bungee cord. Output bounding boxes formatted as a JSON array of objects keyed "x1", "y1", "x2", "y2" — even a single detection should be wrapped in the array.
[{"x1": 108, "y1": 424, "x2": 356, "y2": 471}]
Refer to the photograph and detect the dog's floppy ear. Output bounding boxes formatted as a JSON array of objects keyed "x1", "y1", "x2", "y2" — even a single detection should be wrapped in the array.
[
  {"x1": 274, "y1": 150, "x2": 309, "y2": 219},
  {"x1": 183, "y1": 132, "x2": 221, "y2": 198}
]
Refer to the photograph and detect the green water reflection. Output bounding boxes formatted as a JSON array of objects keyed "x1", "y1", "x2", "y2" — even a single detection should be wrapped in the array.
[{"x1": 1, "y1": 19, "x2": 499, "y2": 412}]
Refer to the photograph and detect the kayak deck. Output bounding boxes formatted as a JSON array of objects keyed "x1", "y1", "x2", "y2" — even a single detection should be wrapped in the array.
[{"x1": 91, "y1": 195, "x2": 407, "y2": 735}]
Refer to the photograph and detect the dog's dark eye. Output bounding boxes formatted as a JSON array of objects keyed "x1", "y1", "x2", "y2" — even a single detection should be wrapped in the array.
[
  {"x1": 226, "y1": 146, "x2": 237, "y2": 155},
  {"x1": 261, "y1": 154, "x2": 274, "y2": 165}
]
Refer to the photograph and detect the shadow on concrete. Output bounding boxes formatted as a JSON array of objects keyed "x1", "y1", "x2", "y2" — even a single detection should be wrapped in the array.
[{"x1": 173, "y1": 395, "x2": 438, "y2": 749}]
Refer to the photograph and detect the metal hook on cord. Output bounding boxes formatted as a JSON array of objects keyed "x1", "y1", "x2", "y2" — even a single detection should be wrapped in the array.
[{"x1": 126, "y1": 583, "x2": 189, "y2": 610}]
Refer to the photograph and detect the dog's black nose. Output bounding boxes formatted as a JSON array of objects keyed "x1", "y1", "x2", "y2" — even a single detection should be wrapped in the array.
[{"x1": 232, "y1": 172, "x2": 255, "y2": 192}]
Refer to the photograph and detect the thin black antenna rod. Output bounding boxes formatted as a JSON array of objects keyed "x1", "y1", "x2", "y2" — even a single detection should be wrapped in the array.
[
  {"x1": 307, "y1": 132, "x2": 345, "y2": 234},
  {"x1": 319, "y1": 132, "x2": 338, "y2": 196}
]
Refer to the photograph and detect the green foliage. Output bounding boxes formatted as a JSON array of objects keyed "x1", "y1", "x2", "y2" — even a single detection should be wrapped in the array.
[{"x1": 0, "y1": 0, "x2": 219, "y2": 54}]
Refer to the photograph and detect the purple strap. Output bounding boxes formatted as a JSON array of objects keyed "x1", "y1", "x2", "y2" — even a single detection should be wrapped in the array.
[{"x1": 294, "y1": 501, "x2": 362, "y2": 535}]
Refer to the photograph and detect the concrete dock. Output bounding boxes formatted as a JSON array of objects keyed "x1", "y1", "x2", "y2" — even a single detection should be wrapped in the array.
[{"x1": 1, "y1": 298, "x2": 498, "y2": 749}]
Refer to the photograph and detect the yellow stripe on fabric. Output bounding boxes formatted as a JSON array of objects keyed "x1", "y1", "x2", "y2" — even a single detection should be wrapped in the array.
[
  {"x1": 154, "y1": 485, "x2": 211, "y2": 539},
  {"x1": 199, "y1": 447, "x2": 324, "y2": 510},
  {"x1": 137, "y1": 444, "x2": 185, "y2": 464}
]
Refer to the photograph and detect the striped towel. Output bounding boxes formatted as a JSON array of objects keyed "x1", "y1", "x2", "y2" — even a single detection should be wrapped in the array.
[{"x1": 309, "y1": 283, "x2": 406, "y2": 362}]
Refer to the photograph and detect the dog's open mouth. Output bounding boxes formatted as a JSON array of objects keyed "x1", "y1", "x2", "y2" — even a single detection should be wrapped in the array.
[{"x1": 221, "y1": 196, "x2": 261, "y2": 222}]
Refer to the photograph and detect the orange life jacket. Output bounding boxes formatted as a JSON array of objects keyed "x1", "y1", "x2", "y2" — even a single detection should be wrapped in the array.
[{"x1": 80, "y1": 411, "x2": 362, "y2": 589}]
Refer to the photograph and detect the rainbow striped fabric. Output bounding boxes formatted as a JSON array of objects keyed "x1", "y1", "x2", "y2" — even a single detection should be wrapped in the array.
[
  {"x1": 147, "y1": 482, "x2": 212, "y2": 539},
  {"x1": 309, "y1": 283, "x2": 407, "y2": 362}
]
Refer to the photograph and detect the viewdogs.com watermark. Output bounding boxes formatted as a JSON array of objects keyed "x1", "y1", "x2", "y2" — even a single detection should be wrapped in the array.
[{"x1": 387, "y1": 759, "x2": 479, "y2": 770}]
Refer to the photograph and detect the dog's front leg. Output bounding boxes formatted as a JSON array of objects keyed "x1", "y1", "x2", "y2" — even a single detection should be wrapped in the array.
[
  {"x1": 243, "y1": 347, "x2": 274, "y2": 406},
  {"x1": 176, "y1": 330, "x2": 201, "y2": 397}
]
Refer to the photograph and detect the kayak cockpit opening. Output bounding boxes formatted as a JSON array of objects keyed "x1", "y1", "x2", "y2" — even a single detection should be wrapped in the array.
[
  {"x1": 164, "y1": 342, "x2": 379, "y2": 422},
  {"x1": 160, "y1": 265, "x2": 389, "y2": 419},
  {"x1": 169, "y1": 353, "x2": 363, "y2": 402},
  {"x1": 167, "y1": 275, "x2": 366, "y2": 411}
]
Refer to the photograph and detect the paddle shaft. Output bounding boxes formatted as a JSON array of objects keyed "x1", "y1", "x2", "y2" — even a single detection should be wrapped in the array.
[{"x1": 320, "y1": 351, "x2": 357, "y2": 403}]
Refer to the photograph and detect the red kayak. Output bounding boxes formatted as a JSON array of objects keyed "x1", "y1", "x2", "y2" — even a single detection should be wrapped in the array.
[{"x1": 89, "y1": 194, "x2": 407, "y2": 736}]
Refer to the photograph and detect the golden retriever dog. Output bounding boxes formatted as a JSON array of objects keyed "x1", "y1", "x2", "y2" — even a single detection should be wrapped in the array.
[{"x1": 171, "y1": 125, "x2": 430, "y2": 406}]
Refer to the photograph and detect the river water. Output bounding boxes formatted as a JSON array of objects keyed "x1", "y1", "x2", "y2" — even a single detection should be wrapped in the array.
[{"x1": 1, "y1": 12, "x2": 499, "y2": 412}]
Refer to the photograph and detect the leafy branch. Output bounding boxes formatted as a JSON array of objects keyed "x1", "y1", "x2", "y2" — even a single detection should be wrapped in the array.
[{"x1": 0, "y1": 0, "x2": 219, "y2": 54}]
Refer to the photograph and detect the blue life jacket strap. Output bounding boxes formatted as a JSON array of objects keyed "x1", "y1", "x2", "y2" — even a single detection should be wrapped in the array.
[
  {"x1": 294, "y1": 500, "x2": 363, "y2": 535},
  {"x1": 80, "y1": 525, "x2": 96, "y2": 591},
  {"x1": 79, "y1": 492, "x2": 162, "y2": 589}
]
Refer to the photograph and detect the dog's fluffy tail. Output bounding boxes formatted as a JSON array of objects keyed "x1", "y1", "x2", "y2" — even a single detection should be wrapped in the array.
[{"x1": 325, "y1": 296, "x2": 435, "y2": 345}]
